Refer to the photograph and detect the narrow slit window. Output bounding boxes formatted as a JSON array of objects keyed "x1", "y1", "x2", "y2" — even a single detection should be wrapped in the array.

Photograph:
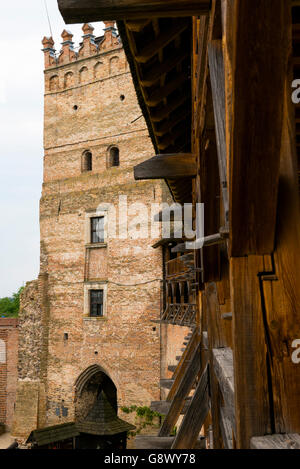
[
  {"x1": 90, "y1": 290, "x2": 104, "y2": 317},
  {"x1": 109, "y1": 147, "x2": 119, "y2": 167},
  {"x1": 82, "y1": 151, "x2": 92, "y2": 172},
  {"x1": 91, "y1": 216, "x2": 105, "y2": 243}
]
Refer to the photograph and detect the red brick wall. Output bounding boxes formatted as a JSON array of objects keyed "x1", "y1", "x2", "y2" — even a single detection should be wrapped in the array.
[{"x1": 0, "y1": 319, "x2": 18, "y2": 429}]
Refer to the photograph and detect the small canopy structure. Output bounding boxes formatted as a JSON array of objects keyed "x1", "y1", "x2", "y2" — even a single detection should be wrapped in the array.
[
  {"x1": 76, "y1": 391, "x2": 135, "y2": 436},
  {"x1": 26, "y1": 422, "x2": 79, "y2": 448}
]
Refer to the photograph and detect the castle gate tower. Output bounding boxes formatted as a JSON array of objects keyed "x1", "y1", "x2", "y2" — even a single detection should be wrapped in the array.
[{"x1": 13, "y1": 23, "x2": 166, "y2": 439}]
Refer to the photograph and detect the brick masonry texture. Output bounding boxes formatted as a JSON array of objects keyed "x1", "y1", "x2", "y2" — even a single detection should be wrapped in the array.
[
  {"x1": 0, "y1": 319, "x2": 18, "y2": 429},
  {"x1": 13, "y1": 24, "x2": 170, "y2": 441}
]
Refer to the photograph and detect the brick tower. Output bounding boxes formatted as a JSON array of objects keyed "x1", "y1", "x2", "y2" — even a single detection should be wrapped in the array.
[{"x1": 13, "y1": 23, "x2": 166, "y2": 440}]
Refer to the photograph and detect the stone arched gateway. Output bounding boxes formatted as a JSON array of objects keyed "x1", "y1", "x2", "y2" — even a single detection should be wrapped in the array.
[{"x1": 74, "y1": 365, "x2": 117, "y2": 422}]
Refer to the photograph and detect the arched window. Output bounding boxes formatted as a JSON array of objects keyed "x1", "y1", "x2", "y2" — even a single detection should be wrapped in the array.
[
  {"x1": 109, "y1": 56, "x2": 119, "y2": 75},
  {"x1": 49, "y1": 75, "x2": 59, "y2": 92},
  {"x1": 82, "y1": 151, "x2": 92, "y2": 172},
  {"x1": 107, "y1": 146, "x2": 119, "y2": 168},
  {"x1": 64, "y1": 71, "x2": 74, "y2": 88},
  {"x1": 79, "y1": 66, "x2": 88, "y2": 84},
  {"x1": 94, "y1": 62, "x2": 104, "y2": 80}
]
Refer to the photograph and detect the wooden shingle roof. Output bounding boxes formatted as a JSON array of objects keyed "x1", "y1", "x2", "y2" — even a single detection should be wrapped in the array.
[
  {"x1": 26, "y1": 422, "x2": 79, "y2": 447},
  {"x1": 76, "y1": 391, "x2": 136, "y2": 436}
]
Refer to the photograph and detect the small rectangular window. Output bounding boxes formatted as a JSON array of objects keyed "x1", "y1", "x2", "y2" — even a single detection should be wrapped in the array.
[
  {"x1": 91, "y1": 216, "x2": 104, "y2": 243},
  {"x1": 90, "y1": 290, "x2": 104, "y2": 317}
]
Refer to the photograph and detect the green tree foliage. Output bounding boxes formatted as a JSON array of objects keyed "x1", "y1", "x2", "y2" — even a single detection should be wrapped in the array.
[{"x1": 0, "y1": 287, "x2": 24, "y2": 318}]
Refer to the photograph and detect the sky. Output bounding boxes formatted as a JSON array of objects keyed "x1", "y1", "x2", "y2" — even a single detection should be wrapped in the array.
[{"x1": 0, "y1": 1, "x2": 104, "y2": 297}]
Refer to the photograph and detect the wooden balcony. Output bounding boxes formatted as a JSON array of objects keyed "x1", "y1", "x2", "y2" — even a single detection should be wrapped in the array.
[{"x1": 160, "y1": 303, "x2": 197, "y2": 327}]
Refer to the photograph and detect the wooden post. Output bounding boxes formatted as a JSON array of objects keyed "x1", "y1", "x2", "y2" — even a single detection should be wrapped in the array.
[
  {"x1": 228, "y1": 0, "x2": 290, "y2": 256},
  {"x1": 158, "y1": 342, "x2": 201, "y2": 437},
  {"x1": 171, "y1": 365, "x2": 209, "y2": 449},
  {"x1": 230, "y1": 255, "x2": 272, "y2": 448}
]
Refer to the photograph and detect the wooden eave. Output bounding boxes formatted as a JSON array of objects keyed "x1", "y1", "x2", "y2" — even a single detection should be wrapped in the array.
[
  {"x1": 117, "y1": 18, "x2": 195, "y2": 204},
  {"x1": 58, "y1": 1, "x2": 211, "y2": 22}
]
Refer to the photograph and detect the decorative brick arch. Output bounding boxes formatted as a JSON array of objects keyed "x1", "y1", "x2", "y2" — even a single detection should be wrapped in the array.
[
  {"x1": 74, "y1": 364, "x2": 119, "y2": 420},
  {"x1": 79, "y1": 66, "x2": 89, "y2": 84},
  {"x1": 75, "y1": 364, "x2": 112, "y2": 395},
  {"x1": 109, "y1": 56, "x2": 119, "y2": 75},
  {"x1": 64, "y1": 71, "x2": 74, "y2": 88},
  {"x1": 49, "y1": 75, "x2": 59, "y2": 92}
]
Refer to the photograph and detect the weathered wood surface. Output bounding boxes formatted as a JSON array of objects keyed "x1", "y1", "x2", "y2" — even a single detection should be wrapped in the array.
[
  {"x1": 58, "y1": 0, "x2": 211, "y2": 22},
  {"x1": 220, "y1": 407, "x2": 233, "y2": 449},
  {"x1": 134, "y1": 436, "x2": 174, "y2": 449},
  {"x1": 212, "y1": 348, "x2": 235, "y2": 431},
  {"x1": 141, "y1": 49, "x2": 188, "y2": 87},
  {"x1": 230, "y1": 256, "x2": 271, "y2": 448},
  {"x1": 250, "y1": 434, "x2": 300, "y2": 450},
  {"x1": 208, "y1": 40, "x2": 229, "y2": 223},
  {"x1": 168, "y1": 330, "x2": 198, "y2": 399},
  {"x1": 260, "y1": 60, "x2": 300, "y2": 434},
  {"x1": 160, "y1": 379, "x2": 174, "y2": 390},
  {"x1": 205, "y1": 282, "x2": 226, "y2": 449},
  {"x1": 135, "y1": 435, "x2": 206, "y2": 450},
  {"x1": 150, "y1": 399, "x2": 190, "y2": 415},
  {"x1": 134, "y1": 154, "x2": 196, "y2": 180},
  {"x1": 135, "y1": 21, "x2": 189, "y2": 64},
  {"x1": 172, "y1": 365, "x2": 209, "y2": 449},
  {"x1": 229, "y1": 0, "x2": 289, "y2": 256},
  {"x1": 158, "y1": 343, "x2": 201, "y2": 437}
]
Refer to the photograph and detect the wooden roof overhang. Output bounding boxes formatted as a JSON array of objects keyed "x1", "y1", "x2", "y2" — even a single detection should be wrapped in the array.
[
  {"x1": 118, "y1": 17, "x2": 195, "y2": 204},
  {"x1": 26, "y1": 422, "x2": 79, "y2": 447},
  {"x1": 58, "y1": 1, "x2": 211, "y2": 204}
]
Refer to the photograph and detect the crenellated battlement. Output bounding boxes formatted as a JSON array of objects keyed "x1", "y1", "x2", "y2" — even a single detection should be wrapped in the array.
[{"x1": 42, "y1": 22, "x2": 120, "y2": 70}]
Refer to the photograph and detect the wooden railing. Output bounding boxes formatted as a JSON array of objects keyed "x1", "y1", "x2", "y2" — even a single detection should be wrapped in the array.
[{"x1": 160, "y1": 303, "x2": 197, "y2": 327}]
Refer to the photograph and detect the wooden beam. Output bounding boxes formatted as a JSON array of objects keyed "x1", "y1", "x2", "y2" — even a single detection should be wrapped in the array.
[
  {"x1": 230, "y1": 255, "x2": 271, "y2": 448},
  {"x1": 205, "y1": 282, "x2": 226, "y2": 449},
  {"x1": 150, "y1": 95, "x2": 188, "y2": 122},
  {"x1": 229, "y1": 0, "x2": 289, "y2": 256},
  {"x1": 58, "y1": 1, "x2": 211, "y2": 22},
  {"x1": 261, "y1": 62, "x2": 300, "y2": 435},
  {"x1": 208, "y1": 40, "x2": 229, "y2": 223},
  {"x1": 155, "y1": 109, "x2": 190, "y2": 136},
  {"x1": 170, "y1": 330, "x2": 198, "y2": 386},
  {"x1": 134, "y1": 153, "x2": 196, "y2": 180},
  {"x1": 135, "y1": 21, "x2": 189, "y2": 64},
  {"x1": 158, "y1": 342, "x2": 201, "y2": 437},
  {"x1": 160, "y1": 379, "x2": 174, "y2": 390},
  {"x1": 212, "y1": 348, "x2": 235, "y2": 432},
  {"x1": 140, "y1": 49, "x2": 189, "y2": 87},
  {"x1": 135, "y1": 436, "x2": 174, "y2": 449},
  {"x1": 125, "y1": 19, "x2": 150, "y2": 32},
  {"x1": 150, "y1": 400, "x2": 190, "y2": 415},
  {"x1": 250, "y1": 434, "x2": 300, "y2": 450},
  {"x1": 171, "y1": 229, "x2": 229, "y2": 253},
  {"x1": 171, "y1": 365, "x2": 209, "y2": 449},
  {"x1": 145, "y1": 74, "x2": 188, "y2": 107},
  {"x1": 220, "y1": 407, "x2": 233, "y2": 449}
]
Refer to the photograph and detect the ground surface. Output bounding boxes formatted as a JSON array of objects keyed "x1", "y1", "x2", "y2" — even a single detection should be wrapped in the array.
[{"x1": 0, "y1": 432, "x2": 14, "y2": 449}]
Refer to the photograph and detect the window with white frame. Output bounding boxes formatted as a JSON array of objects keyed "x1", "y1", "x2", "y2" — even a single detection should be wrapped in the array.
[
  {"x1": 91, "y1": 216, "x2": 105, "y2": 243},
  {"x1": 84, "y1": 283, "x2": 107, "y2": 318},
  {"x1": 85, "y1": 210, "x2": 108, "y2": 245}
]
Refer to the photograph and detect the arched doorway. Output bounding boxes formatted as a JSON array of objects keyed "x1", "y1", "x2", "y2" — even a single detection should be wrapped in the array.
[{"x1": 74, "y1": 365, "x2": 117, "y2": 422}]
